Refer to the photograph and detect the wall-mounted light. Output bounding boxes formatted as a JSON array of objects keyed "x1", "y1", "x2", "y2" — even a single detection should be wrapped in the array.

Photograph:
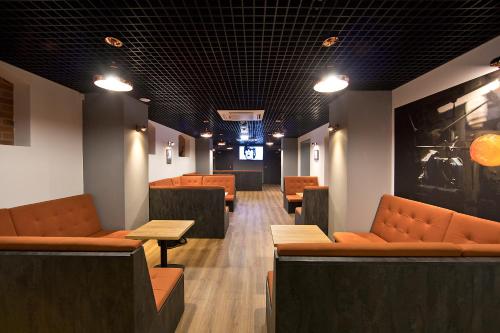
[
  {"x1": 272, "y1": 131, "x2": 284, "y2": 138},
  {"x1": 313, "y1": 149, "x2": 320, "y2": 161},
  {"x1": 136, "y1": 125, "x2": 147, "y2": 133},
  {"x1": 490, "y1": 56, "x2": 500, "y2": 68},
  {"x1": 167, "y1": 141, "x2": 175, "y2": 147},
  {"x1": 328, "y1": 123, "x2": 340, "y2": 133}
]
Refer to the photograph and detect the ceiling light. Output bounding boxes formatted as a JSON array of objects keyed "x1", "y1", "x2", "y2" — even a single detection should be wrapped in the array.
[
  {"x1": 490, "y1": 56, "x2": 500, "y2": 68},
  {"x1": 266, "y1": 141, "x2": 274, "y2": 146},
  {"x1": 200, "y1": 130, "x2": 212, "y2": 138},
  {"x1": 227, "y1": 147, "x2": 233, "y2": 150},
  {"x1": 94, "y1": 75, "x2": 133, "y2": 92},
  {"x1": 217, "y1": 141, "x2": 226, "y2": 146},
  {"x1": 314, "y1": 74, "x2": 349, "y2": 93},
  {"x1": 104, "y1": 36, "x2": 123, "y2": 48},
  {"x1": 272, "y1": 132, "x2": 284, "y2": 138},
  {"x1": 240, "y1": 134, "x2": 249, "y2": 141},
  {"x1": 139, "y1": 97, "x2": 151, "y2": 103},
  {"x1": 322, "y1": 36, "x2": 338, "y2": 47}
]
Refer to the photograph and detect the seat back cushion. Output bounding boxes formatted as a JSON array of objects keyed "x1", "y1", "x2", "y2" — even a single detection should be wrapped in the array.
[
  {"x1": 276, "y1": 242, "x2": 462, "y2": 257},
  {"x1": 284, "y1": 176, "x2": 319, "y2": 195},
  {"x1": 149, "y1": 178, "x2": 173, "y2": 188},
  {"x1": 9, "y1": 194, "x2": 102, "y2": 237},
  {"x1": 443, "y1": 213, "x2": 500, "y2": 244},
  {"x1": 180, "y1": 176, "x2": 203, "y2": 186},
  {"x1": 371, "y1": 195, "x2": 453, "y2": 242},
  {"x1": 0, "y1": 236, "x2": 142, "y2": 252},
  {"x1": 202, "y1": 175, "x2": 235, "y2": 194},
  {"x1": 0, "y1": 209, "x2": 17, "y2": 236},
  {"x1": 171, "y1": 177, "x2": 181, "y2": 186}
]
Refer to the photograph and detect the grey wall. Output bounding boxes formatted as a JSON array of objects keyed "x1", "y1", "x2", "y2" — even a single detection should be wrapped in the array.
[
  {"x1": 195, "y1": 138, "x2": 213, "y2": 174},
  {"x1": 300, "y1": 140, "x2": 311, "y2": 176},
  {"x1": 281, "y1": 138, "x2": 298, "y2": 190},
  {"x1": 83, "y1": 93, "x2": 149, "y2": 230},
  {"x1": 328, "y1": 91, "x2": 392, "y2": 234}
]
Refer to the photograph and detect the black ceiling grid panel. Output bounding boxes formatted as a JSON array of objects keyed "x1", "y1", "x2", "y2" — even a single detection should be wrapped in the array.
[{"x1": 0, "y1": 0, "x2": 498, "y2": 142}]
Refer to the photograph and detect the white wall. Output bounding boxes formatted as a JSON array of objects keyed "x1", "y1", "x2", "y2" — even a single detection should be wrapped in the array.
[
  {"x1": 148, "y1": 120, "x2": 196, "y2": 181},
  {"x1": 298, "y1": 123, "x2": 329, "y2": 185},
  {"x1": 0, "y1": 61, "x2": 84, "y2": 208}
]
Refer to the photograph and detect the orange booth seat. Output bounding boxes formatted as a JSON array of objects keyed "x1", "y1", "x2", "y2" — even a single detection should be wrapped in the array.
[
  {"x1": 150, "y1": 175, "x2": 237, "y2": 211},
  {"x1": 283, "y1": 176, "x2": 319, "y2": 213},
  {"x1": 0, "y1": 194, "x2": 129, "y2": 239}
]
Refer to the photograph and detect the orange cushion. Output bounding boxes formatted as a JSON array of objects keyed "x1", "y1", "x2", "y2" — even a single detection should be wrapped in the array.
[
  {"x1": 443, "y1": 213, "x2": 500, "y2": 244},
  {"x1": 276, "y1": 242, "x2": 462, "y2": 257},
  {"x1": 334, "y1": 232, "x2": 387, "y2": 244},
  {"x1": 267, "y1": 271, "x2": 273, "y2": 302},
  {"x1": 149, "y1": 178, "x2": 173, "y2": 188},
  {"x1": 90, "y1": 230, "x2": 130, "y2": 239},
  {"x1": 459, "y1": 244, "x2": 500, "y2": 256},
  {"x1": 225, "y1": 194, "x2": 235, "y2": 202},
  {"x1": 284, "y1": 176, "x2": 319, "y2": 195},
  {"x1": 172, "y1": 177, "x2": 181, "y2": 186},
  {"x1": 9, "y1": 194, "x2": 103, "y2": 237},
  {"x1": 371, "y1": 195, "x2": 453, "y2": 242},
  {"x1": 202, "y1": 175, "x2": 235, "y2": 195},
  {"x1": 0, "y1": 236, "x2": 142, "y2": 252},
  {"x1": 295, "y1": 207, "x2": 302, "y2": 215},
  {"x1": 0, "y1": 209, "x2": 17, "y2": 236},
  {"x1": 180, "y1": 176, "x2": 203, "y2": 186},
  {"x1": 286, "y1": 195, "x2": 302, "y2": 203},
  {"x1": 149, "y1": 268, "x2": 183, "y2": 311}
]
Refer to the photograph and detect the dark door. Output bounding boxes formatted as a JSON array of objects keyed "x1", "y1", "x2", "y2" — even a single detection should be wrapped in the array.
[{"x1": 264, "y1": 149, "x2": 281, "y2": 184}]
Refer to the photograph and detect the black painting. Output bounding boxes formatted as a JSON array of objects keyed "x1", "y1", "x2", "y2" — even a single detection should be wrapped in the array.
[{"x1": 395, "y1": 71, "x2": 500, "y2": 221}]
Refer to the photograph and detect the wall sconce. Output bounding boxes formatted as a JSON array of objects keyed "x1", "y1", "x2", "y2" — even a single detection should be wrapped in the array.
[
  {"x1": 328, "y1": 123, "x2": 340, "y2": 133},
  {"x1": 490, "y1": 56, "x2": 499, "y2": 68},
  {"x1": 167, "y1": 141, "x2": 175, "y2": 147},
  {"x1": 136, "y1": 125, "x2": 147, "y2": 133}
]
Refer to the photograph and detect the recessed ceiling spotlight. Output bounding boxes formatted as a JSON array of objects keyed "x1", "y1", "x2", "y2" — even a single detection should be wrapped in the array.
[
  {"x1": 322, "y1": 36, "x2": 338, "y2": 47},
  {"x1": 139, "y1": 97, "x2": 151, "y2": 103},
  {"x1": 314, "y1": 74, "x2": 349, "y2": 93},
  {"x1": 275, "y1": 119, "x2": 282, "y2": 123},
  {"x1": 490, "y1": 56, "x2": 500, "y2": 68},
  {"x1": 104, "y1": 36, "x2": 123, "y2": 48},
  {"x1": 272, "y1": 131, "x2": 284, "y2": 138}
]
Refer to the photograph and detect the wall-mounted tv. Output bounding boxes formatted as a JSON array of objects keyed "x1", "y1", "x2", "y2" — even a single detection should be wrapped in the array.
[{"x1": 239, "y1": 146, "x2": 263, "y2": 160}]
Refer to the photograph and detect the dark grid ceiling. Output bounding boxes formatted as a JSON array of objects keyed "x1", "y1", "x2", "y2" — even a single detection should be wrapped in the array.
[{"x1": 0, "y1": 1, "x2": 499, "y2": 143}]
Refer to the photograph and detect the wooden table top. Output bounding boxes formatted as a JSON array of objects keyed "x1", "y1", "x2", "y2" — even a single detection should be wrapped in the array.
[
  {"x1": 296, "y1": 192, "x2": 303, "y2": 198},
  {"x1": 126, "y1": 220, "x2": 195, "y2": 241},
  {"x1": 270, "y1": 225, "x2": 332, "y2": 245}
]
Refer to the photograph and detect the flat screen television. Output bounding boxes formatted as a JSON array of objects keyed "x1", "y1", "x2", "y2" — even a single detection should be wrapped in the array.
[{"x1": 239, "y1": 146, "x2": 263, "y2": 160}]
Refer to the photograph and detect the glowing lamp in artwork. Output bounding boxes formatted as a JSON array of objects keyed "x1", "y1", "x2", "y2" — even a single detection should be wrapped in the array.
[{"x1": 470, "y1": 134, "x2": 500, "y2": 167}]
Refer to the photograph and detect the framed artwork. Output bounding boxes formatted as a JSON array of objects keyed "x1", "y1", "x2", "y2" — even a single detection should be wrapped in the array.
[
  {"x1": 166, "y1": 147, "x2": 173, "y2": 164},
  {"x1": 178, "y1": 135, "x2": 186, "y2": 157}
]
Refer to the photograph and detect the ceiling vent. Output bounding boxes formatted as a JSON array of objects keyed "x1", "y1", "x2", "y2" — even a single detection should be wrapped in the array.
[{"x1": 217, "y1": 110, "x2": 264, "y2": 121}]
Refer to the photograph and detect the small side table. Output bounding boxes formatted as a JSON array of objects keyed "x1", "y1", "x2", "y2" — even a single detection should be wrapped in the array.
[{"x1": 126, "y1": 220, "x2": 194, "y2": 267}]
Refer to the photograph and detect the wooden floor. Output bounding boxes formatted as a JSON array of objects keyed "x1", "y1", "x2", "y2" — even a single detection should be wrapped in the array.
[{"x1": 143, "y1": 184, "x2": 293, "y2": 333}]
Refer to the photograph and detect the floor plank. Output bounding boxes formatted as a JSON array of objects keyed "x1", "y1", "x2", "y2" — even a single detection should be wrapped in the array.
[{"x1": 144, "y1": 184, "x2": 293, "y2": 332}]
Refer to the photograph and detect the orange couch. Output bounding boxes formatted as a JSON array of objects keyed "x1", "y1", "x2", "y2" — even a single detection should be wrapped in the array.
[
  {"x1": 150, "y1": 175, "x2": 237, "y2": 211},
  {"x1": 333, "y1": 194, "x2": 500, "y2": 248},
  {"x1": 283, "y1": 176, "x2": 319, "y2": 213},
  {"x1": 0, "y1": 194, "x2": 128, "y2": 238}
]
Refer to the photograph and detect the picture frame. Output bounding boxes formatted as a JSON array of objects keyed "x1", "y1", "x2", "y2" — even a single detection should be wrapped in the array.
[{"x1": 166, "y1": 147, "x2": 173, "y2": 164}]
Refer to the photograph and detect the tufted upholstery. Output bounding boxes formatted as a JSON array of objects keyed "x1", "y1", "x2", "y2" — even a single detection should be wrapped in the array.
[
  {"x1": 180, "y1": 176, "x2": 203, "y2": 186},
  {"x1": 443, "y1": 213, "x2": 500, "y2": 244},
  {"x1": 371, "y1": 195, "x2": 454, "y2": 242},
  {"x1": 284, "y1": 176, "x2": 319, "y2": 195},
  {"x1": 0, "y1": 209, "x2": 17, "y2": 236},
  {"x1": 149, "y1": 178, "x2": 173, "y2": 188},
  {"x1": 9, "y1": 194, "x2": 103, "y2": 237},
  {"x1": 172, "y1": 177, "x2": 181, "y2": 186},
  {"x1": 202, "y1": 175, "x2": 235, "y2": 195},
  {"x1": 149, "y1": 268, "x2": 184, "y2": 311},
  {"x1": 334, "y1": 232, "x2": 387, "y2": 244}
]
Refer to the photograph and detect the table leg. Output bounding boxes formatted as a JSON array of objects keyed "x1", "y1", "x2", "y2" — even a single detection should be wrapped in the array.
[{"x1": 158, "y1": 240, "x2": 168, "y2": 267}]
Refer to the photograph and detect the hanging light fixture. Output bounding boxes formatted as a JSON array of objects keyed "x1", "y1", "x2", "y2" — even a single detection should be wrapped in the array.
[
  {"x1": 470, "y1": 134, "x2": 500, "y2": 167},
  {"x1": 266, "y1": 141, "x2": 274, "y2": 146},
  {"x1": 200, "y1": 129, "x2": 213, "y2": 138},
  {"x1": 217, "y1": 140, "x2": 226, "y2": 146},
  {"x1": 94, "y1": 62, "x2": 133, "y2": 92},
  {"x1": 272, "y1": 131, "x2": 284, "y2": 138},
  {"x1": 227, "y1": 146, "x2": 233, "y2": 150},
  {"x1": 314, "y1": 74, "x2": 349, "y2": 93}
]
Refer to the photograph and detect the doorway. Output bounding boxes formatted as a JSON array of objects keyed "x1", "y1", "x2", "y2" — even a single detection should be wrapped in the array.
[
  {"x1": 300, "y1": 140, "x2": 310, "y2": 176},
  {"x1": 264, "y1": 149, "x2": 281, "y2": 184}
]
